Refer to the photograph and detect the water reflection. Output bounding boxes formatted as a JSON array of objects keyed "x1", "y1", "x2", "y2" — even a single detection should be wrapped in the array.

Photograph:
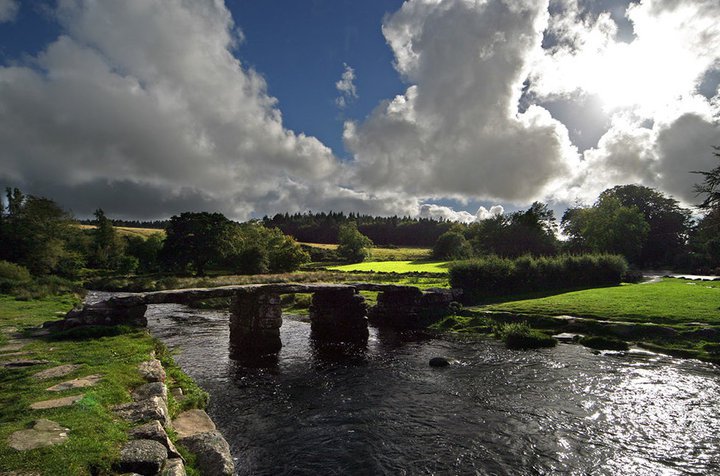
[{"x1": 131, "y1": 295, "x2": 720, "y2": 476}]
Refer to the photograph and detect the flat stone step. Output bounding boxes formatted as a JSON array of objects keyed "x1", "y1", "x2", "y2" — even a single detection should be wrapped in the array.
[
  {"x1": 7, "y1": 419, "x2": 70, "y2": 451},
  {"x1": 30, "y1": 394, "x2": 84, "y2": 410},
  {"x1": 0, "y1": 343, "x2": 27, "y2": 353},
  {"x1": 2, "y1": 359, "x2": 49, "y2": 368},
  {"x1": 32, "y1": 364, "x2": 82, "y2": 381},
  {"x1": 46, "y1": 374, "x2": 102, "y2": 392}
]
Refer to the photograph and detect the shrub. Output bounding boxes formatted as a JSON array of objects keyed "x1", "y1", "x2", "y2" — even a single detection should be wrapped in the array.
[
  {"x1": 0, "y1": 260, "x2": 32, "y2": 283},
  {"x1": 494, "y1": 322, "x2": 557, "y2": 350},
  {"x1": 579, "y1": 335, "x2": 630, "y2": 351},
  {"x1": 432, "y1": 231, "x2": 473, "y2": 260},
  {"x1": 449, "y1": 253, "x2": 628, "y2": 303},
  {"x1": 117, "y1": 255, "x2": 140, "y2": 275}
]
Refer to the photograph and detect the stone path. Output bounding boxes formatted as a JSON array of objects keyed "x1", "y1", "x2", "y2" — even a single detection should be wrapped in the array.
[
  {"x1": 2, "y1": 359, "x2": 49, "y2": 368},
  {"x1": 7, "y1": 419, "x2": 70, "y2": 451},
  {"x1": 30, "y1": 395, "x2": 84, "y2": 410},
  {"x1": 32, "y1": 364, "x2": 82, "y2": 380},
  {"x1": 0, "y1": 342, "x2": 27, "y2": 352},
  {"x1": 46, "y1": 374, "x2": 102, "y2": 392}
]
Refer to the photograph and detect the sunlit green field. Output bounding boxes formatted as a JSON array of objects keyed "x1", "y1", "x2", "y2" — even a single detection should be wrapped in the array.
[
  {"x1": 300, "y1": 243, "x2": 431, "y2": 261},
  {"x1": 328, "y1": 260, "x2": 450, "y2": 274},
  {"x1": 482, "y1": 278, "x2": 720, "y2": 325}
]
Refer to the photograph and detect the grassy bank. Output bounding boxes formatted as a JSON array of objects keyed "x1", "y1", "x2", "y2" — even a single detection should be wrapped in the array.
[
  {"x1": 481, "y1": 278, "x2": 720, "y2": 325},
  {"x1": 436, "y1": 278, "x2": 720, "y2": 362},
  {"x1": 0, "y1": 294, "x2": 206, "y2": 475}
]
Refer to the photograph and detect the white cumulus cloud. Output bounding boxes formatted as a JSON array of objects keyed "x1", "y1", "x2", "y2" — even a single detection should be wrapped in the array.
[
  {"x1": 345, "y1": 0, "x2": 580, "y2": 205},
  {"x1": 532, "y1": 0, "x2": 720, "y2": 206},
  {"x1": 0, "y1": 0, "x2": 337, "y2": 219}
]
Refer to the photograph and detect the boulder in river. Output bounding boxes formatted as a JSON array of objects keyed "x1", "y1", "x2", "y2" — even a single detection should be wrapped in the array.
[{"x1": 429, "y1": 357, "x2": 451, "y2": 367}]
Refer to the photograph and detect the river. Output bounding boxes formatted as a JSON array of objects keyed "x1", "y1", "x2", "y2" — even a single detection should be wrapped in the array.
[{"x1": 134, "y1": 299, "x2": 720, "y2": 475}]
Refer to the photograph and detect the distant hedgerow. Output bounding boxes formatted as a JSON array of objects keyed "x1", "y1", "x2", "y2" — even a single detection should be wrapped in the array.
[{"x1": 449, "y1": 254, "x2": 627, "y2": 303}]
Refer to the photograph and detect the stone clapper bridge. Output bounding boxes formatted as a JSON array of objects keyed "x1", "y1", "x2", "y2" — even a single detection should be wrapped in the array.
[{"x1": 62, "y1": 284, "x2": 461, "y2": 356}]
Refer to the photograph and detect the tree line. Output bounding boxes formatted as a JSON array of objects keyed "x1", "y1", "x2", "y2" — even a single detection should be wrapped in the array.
[
  {"x1": 432, "y1": 178, "x2": 719, "y2": 272},
  {"x1": 0, "y1": 192, "x2": 310, "y2": 282},
  {"x1": 263, "y1": 212, "x2": 452, "y2": 247}
]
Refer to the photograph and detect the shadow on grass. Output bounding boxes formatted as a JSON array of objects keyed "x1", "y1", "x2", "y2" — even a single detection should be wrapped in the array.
[
  {"x1": 45, "y1": 325, "x2": 140, "y2": 341},
  {"x1": 465, "y1": 283, "x2": 624, "y2": 307}
]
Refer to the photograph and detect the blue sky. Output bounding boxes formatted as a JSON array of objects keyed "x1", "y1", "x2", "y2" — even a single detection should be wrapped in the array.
[
  {"x1": 0, "y1": 0, "x2": 719, "y2": 221},
  {"x1": 227, "y1": 0, "x2": 405, "y2": 159}
]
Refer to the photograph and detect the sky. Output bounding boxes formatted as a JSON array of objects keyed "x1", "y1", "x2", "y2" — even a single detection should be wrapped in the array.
[{"x1": 0, "y1": 0, "x2": 719, "y2": 222}]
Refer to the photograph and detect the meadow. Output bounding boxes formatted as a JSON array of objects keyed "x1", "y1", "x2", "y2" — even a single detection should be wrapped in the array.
[
  {"x1": 480, "y1": 278, "x2": 720, "y2": 325},
  {"x1": 300, "y1": 242, "x2": 431, "y2": 261},
  {"x1": 327, "y1": 260, "x2": 449, "y2": 274},
  {"x1": 77, "y1": 224, "x2": 165, "y2": 239}
]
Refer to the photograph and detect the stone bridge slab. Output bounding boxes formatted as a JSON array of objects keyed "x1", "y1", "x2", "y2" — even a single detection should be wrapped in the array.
[{"x1": 57, "y1": 282, "x2": 462, "y2": 357}]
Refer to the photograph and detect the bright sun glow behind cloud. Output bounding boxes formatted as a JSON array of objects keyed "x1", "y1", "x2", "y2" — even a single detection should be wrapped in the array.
[{"x1": 534, "y1": 1, "x2": 720, "y2": 117}]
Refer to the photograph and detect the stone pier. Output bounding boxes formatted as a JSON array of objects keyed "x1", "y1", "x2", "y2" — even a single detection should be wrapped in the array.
[
  {"x1": 309, "y1": 288, "x2": 368, "y2": 342},
  {"x1": 229, "y1": 291, "x2": 282, "y2": 356},
  {"x1": 55, "y1": 282, "x2": 461, "y2": 356},
  {"x1": 368, "y1": 288, "x2": 460, "y2": 329}
]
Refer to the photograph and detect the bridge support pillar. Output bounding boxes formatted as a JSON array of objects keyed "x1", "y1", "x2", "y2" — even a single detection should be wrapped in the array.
[
  {"x1": 310, "y1": 288, "x2": 368, "y2": 342},
  {"x1": 368, "y1": 288, "x2": 460, "y2": 329},
  {"x1": 229, "y1": 291, "x2": 282, "y2": 356}
]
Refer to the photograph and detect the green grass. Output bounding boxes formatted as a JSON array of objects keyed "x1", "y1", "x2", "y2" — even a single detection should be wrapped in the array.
[
  {"x1": 327, "y1": 260, "x2": 450, "y2": 274},
  {"x1": 494, "y1": 322, "x2": 557, "y2": 350},
  {"x1": 300, "y1": 242, "x2": 431, "y2": 261},
  {"x1": 0, "y1": 294, "x2": 206, "y2": 475},
  {"x1": 88, "y1": 269, "x2": 449, "y2": 292},
  {"x1": 481, "y1": 278, "x2": 720, "y2": 325}
]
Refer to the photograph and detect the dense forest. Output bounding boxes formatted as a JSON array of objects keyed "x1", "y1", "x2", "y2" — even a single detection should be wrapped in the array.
[{"x1": 263, "y1": 212, "x2": 452, "y2": 246}]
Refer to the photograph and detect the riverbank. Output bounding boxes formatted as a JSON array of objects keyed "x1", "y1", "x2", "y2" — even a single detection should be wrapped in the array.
[
  {"x1": 435, "y1": 278, "x2": 720, "y2": 364},
  {"x1": 0, "y1": 293, "x2": 211, "y2": 475}
]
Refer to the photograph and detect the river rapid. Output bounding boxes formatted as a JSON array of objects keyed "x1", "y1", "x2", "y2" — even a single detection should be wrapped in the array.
[{"x1": 130, "y1": 297, "x2": 720, "y2": 475}]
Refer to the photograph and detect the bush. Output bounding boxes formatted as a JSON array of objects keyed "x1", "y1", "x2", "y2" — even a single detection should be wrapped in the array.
[
  {"x1": 432, "y1": 231, "x2": 473, "y2": 260},
  {"x1": 494, "y1": 322, "x2": 557, "y2": 350},
  {"x1": 579, "y1": 335, "x2": 630, "y2": 351},
  {"x1": 117, "y1": 255, "x2": 140, "y2": 275},
  {"x1": 0, "y1": 260, "x2": 32, "y2": 282},
  {"x1": 449, "y1": 254, "x2": 628, "y2": 303}
]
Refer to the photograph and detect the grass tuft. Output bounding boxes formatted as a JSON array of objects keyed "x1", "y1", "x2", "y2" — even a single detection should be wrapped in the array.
[{"x1": 494, "y1": 322, "x2": 557, "y2": 350}]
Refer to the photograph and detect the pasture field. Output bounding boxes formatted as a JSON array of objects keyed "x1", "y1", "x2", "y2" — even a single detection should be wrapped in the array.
[
  {"x1": 77, "y1": 224, "x2": 165, "y2": 239},
  {"x1": 481, "y1": 278, "x2": 720, "y2": 325},
  {"x1": 328, "y1": 260, "x2": 450, "y2": 274},
  {"x1": 300, "y1": 243, "x2": 431, "y2": 261}
]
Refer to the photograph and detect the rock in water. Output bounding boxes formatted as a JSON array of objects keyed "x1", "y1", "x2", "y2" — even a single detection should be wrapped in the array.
[{"x1": 429, "y1": 357, "x2": 451, "y2": 367}]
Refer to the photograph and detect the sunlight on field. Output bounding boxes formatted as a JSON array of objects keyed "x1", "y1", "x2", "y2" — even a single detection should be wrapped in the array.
[
  {"x1": 300, "y1": 242, "x2": 431, "y2": 261},
  {"x1": 77, "y1": 224, "x2": 165, "y2": 239},
  {"x1": 328, "y1": 260, "x2": 449, "y2": 274}
]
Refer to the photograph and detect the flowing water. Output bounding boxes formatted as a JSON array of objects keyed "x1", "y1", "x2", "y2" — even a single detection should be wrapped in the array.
[{"x1": 126, "y1": 295, "x2": 720, "y2": 475}]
